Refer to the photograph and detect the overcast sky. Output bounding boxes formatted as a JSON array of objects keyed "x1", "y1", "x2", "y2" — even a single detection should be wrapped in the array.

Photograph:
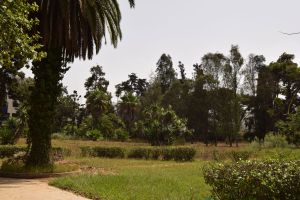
[{"x1": 33, "y1": 0, "x2": 300, "y2": 102}]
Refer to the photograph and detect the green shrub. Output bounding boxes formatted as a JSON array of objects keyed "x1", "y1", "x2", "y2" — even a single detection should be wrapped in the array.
[
  {"x1": 264, "y1": 133, "x2": 289, "y2": 148},
  {"x1": 80, "y1": 147, "x2": 126, "y2": 158},
  {"x1": 80, "y1": 146, "x2": 196, "y2": 162},
  {"x1": 161, "y1": 147, "x2": 196, "y2": 162},
  {"x1": 86, "y1": 129, "x2": 103, "y2": 141},
  {"x1": 151, "y1": 148, "x2": 161, "y2": 160},
  {"x1": 0, "y1": 118, "x2": 18, "y2": 145},
  {"x1": 203, "y1": 160, "x2": 300, "y2": 200},
  {"x1": 229, "y1": 151, "x2": 252, "y2": 162},
  {"x1": 171, "y1": 147, "x2": 196, "y2": 161},
  {"x1": 161, "y1": 148, "x2": 173, "y2": 161},
  {"x1": 128, "y1": 148, "x2": 150, "y2": 159},
  {"x1": 0, "y1": 145, "x2": 26, "y2": 158},
  {"x1": 115, "y1": 129, "x2": 129, "y2": 142},
  {"x1": 93, "y1": 147, "x2": 126, "y2": 158},
  {"x1": 127, "y1": 148, "x2": 161, "y2": 160}
]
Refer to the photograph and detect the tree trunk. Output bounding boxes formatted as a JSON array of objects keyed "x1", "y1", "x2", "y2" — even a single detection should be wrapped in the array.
[{"x1": 26, "y1": 49, "x2": 66, "y2": 167}]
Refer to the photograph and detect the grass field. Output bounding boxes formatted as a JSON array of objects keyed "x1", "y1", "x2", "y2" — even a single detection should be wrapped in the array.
[
  {"x1": 50, "y1": 158, "x2": 211, "y2": 200},
  {"x1": 15, "y1": 139, "x2": 300, "y2": 200}
]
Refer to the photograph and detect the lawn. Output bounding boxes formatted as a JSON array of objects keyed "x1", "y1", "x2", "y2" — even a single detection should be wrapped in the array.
[
  {"x1": 18, "y1": 139, "x2": 300, "y2": 200},
  {"x1": 50, "y1": 158, "x2": 211, "y2": 200}
]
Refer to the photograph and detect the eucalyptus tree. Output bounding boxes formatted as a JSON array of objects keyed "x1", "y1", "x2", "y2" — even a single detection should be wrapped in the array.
[
  {"x1": 27, "y1": 0, "x2": 135, "y2": 166},
  {"x1": 155, "y1": 54, "x2": 177, "y2": 93},
  {"x1": 224, "y1": 45, "x2": 244, "y2": 146}
]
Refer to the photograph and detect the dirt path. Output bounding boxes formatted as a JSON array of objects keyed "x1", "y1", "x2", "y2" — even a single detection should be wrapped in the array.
[{"x1": 0, "y1": 178, "x2": 89, "y2": 200}]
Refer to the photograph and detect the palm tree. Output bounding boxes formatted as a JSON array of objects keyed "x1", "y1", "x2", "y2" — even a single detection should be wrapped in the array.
[
  {"x1": 118, "y1": 92, "x2": 140, "y2": 133},
  {"x1": 86, "y1": 89, "x2": 111, "y2": 128},
  {"x1": 27, "y1": 0, "x2": 135, "y2": 166}
]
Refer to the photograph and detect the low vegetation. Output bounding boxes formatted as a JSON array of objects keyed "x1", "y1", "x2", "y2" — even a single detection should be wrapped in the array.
[
  {"x1": 203, "y1": 160, "x2": 300, "y2": 200},
  {"x1": 81, "y1": 146, "x2": 196, "y2": 162},
  {"x1": 50, "y1": 159, "x2": 210, "y2": 200}
]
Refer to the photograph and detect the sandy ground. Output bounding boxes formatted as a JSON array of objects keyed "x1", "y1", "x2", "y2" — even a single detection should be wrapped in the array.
[{"x1": 0, "y1": 178, "x2": 89, "y2": 200}]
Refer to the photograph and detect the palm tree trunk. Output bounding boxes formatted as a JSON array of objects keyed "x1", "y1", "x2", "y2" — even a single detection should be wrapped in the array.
[{"x1": 26, "y1": 48, "x2": 66, "y2": 167}]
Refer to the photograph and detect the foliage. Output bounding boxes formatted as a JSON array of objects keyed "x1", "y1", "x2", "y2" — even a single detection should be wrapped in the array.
[
  {"x1": 86, "y1": 89, "x2": 111, "y2": 127},
  {"x1": 117, "y1": 92, "x2": 140, "y2": 133},
  {"x1": 80, "y1": 146, "x2": 125, "y2": 158},
  {"x1": 155, "y1": 54, "x2": 177, "y2": 93},
  {"x1": 143, "y1": 105, "x2": 192, "y2": 145},
  {"x1": 116, "y1": 73, "x2": 149, "y2": 97},
  {"x1": 80, "y1": 146, "x2": 196, "y2": 162},
  {"x1": 228, "y1": 151, "x2": 252, "y2": 162},
  {"x1": 0, "y1": 118, "x2": 18, "y2": 145},
  {"x1": 114, "y1": 128, "x2": 129, "y2": 142},
  {"x1": 161, "y1": 147, "x2": 196, "y2": 162},
  {"x1": 263, "y1": 133, "x2": 290, "y2": 148},
  {"x1": 86, "y1": 129, "x2": 104, "y2": 141},
  {"x1": 276, "y1": 108, "x2": 300, "y2": 147},
  {"x1": 85, "y1": 65, "x2": 110, "y2": 96},
  {"x1": 0, "y1": 145, "x2": 26, "y2": 158},
  {"x1": 0, "y1": 0, "x2": 43, "y2": 68},
  {"x1": 27, "y1": 0, "x2": 135, "y2": 167},
  {"x1": 127, "y1": 148, "x2": 161, "y2": 160},
  {"x1": 203, "y1": 160, "x2": 300, "y2": 200}
]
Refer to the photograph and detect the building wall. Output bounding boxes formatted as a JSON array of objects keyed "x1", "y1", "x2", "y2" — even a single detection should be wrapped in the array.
[{"x1": 6, "y1": 95, "x2": 17, "y2": 117}]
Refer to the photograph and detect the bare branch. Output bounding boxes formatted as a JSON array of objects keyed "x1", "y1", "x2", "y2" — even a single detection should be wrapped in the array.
[{"x1": 279, "y1": 31, "x2": 300, "y2": 35}]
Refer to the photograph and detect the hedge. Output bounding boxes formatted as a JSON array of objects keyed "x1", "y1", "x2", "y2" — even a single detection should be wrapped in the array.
[
  {"x1": 81, "y1": 146, "x2": 196, "y2": 162},
  {"x1": 203, "y1": 160, "x2": 300, "y2": 200},
  {"x1": 80, "y1": 147, "x2": 125, "y2": 158},
  {"x1": 0, "y1": 146, "x2": 26, "y2": 158},
  {"x1": 0, "y1": 146, "x2": 71, "y2": 160},
  {"x1": 127, "y1": 148, "x2": 161, "y2": 160}
]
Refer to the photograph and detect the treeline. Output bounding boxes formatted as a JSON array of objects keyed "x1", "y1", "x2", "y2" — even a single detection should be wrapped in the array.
[{"x1": 1, "y1": 45, "x2": 300, "y2": 146}]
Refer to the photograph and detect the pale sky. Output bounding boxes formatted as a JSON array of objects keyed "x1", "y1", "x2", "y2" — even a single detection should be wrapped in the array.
[{"x1": 26, "y1": 0, "x2": 300, "y2": 102}]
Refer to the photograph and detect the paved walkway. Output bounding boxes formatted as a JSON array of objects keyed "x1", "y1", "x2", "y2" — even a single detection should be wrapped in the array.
[{"x1": 0, "y1": 178, "x2": 89, "y2": 200}]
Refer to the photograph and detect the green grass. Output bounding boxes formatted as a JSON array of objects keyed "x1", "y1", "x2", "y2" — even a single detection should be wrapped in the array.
[{"x1": 50, "y1": 158, "x2": 211, "y2": 200}]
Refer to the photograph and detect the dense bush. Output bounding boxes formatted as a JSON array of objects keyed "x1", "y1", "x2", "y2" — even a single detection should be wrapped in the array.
[
  {"x1": 86, "y1": 129, "x2": 103, "y2": 141},
  {"x1": 263, "y1": 133, "x2": 290, "y2": 148},
  {"x1": 0, "y1": 118, "x2": 18, "y2": 145},
  {"x1": 170, "y1": 147, "x2": 196, "y2": 161},
  {"x1": 0, "y1": 145, "x2": 26, "y2": 158},
  {"x1": 80, "y1": 147, "x2": 125, "y2": 158},
  {"x1": 114, "y1": 128, "x2": 129, "y2": 141},
  {"x1": 143, "y1": 105, "x2": 192, "y2": 146},
  {"x1": 276, "y1": 109, "x2": 300, "y2": 147},
  {"x1": 128, "y1": 148, "x2": 161, "y2": 160},
  {"x1": 81, "y1": 146, "x2": 196, "y2": 161},
  {"x1": 0, "y1": 146, "x2": 71, "y2": 160},
  {"x1": 203, "y1": 160, "x2": 300, "y2": 200},
  {"x1": 229, "y1": 151, "x2": 252, "y2": 162},
  {"x1": 93, "y1": 147, "x2": 126, "y2": 158},
  {"x1": 161, "y1": 147, "x2": 196, "y2": 161}
]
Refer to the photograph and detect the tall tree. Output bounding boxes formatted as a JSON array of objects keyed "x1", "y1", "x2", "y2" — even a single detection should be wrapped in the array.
[
  {"x1": 85, "y1": 65, "x2": 109, "y2": 97},
  {"x1": 27, "y1": 0, "x2": 135, "y2": 166},
  {"x1": 117, "y1": 92, "x2": 140, "y2": 133},
  {"x1": 115, "y1": 73, "x2": 148, "y2": 97},
  {"x1": 155, "y1": 54, "x2": 177, "y2": 93}
]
